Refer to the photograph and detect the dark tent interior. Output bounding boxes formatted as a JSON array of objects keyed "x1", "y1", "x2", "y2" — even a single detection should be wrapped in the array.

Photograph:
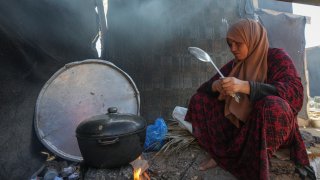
[
  {"x1": 0, "y1": 0, "x2": 313, "y2": 179},
  {"x1": 0, "y1": 0, "x2": 99, "y2": 178}
]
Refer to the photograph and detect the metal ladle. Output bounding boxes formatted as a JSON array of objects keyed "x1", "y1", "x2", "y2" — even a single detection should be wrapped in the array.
[{"x1": 188, "y1": 47, "x2": 240, "y2": 103}]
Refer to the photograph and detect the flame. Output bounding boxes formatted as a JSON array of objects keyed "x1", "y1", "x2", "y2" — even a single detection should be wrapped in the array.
[{"x1": 134, "y1": 167, "x2": 141, "y2": 180}]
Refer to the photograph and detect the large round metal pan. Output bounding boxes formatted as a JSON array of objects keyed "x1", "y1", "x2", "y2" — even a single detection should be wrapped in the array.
[{"x1": 34, "y1": 59, "x2": 140, "y2": 162}]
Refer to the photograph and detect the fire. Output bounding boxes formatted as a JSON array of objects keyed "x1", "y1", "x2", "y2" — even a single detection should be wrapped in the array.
[
  {"x1": 131, "y1": 156, "x2": 150, "y2": 180},
  {"x1": 134, "y1": 168, "x2": 142, "y2": 180}
]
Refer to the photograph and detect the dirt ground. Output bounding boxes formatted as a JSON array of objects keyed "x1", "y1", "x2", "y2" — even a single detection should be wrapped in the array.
[
  {"x1": 82, "y1": 147, "x2": 300, "y2": 180},
  {"x1": 39, "y1": 127, "x2": 320, "y2": 180},
  {"x1": 143, "y1": 147, "x2": 300, "y2": 180},
  {"x1": 82, "y1": 127, "x2": 320, "y2": 180}
]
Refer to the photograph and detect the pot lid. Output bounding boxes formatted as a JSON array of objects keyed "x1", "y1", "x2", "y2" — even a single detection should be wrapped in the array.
[
  {"x1": 34, "y1": 59, "x2": 140, "y2": 162},
  {"x1": 76, "y1": 107, "x2": 146, "y2": 138}
]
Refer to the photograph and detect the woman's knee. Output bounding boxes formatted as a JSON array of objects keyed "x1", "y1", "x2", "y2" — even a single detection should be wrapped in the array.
[
  {"x1": 253, "y1": 95, "x2": 291, "y2": 112},
  {"x1": 189, "y1": 92, "x2": 212, "y2": 104},
  {"x1": 188, "y1": 92, "x2": 222, "y2": 111}
]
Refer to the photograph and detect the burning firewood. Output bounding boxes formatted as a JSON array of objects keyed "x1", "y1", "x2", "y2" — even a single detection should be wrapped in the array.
[{"x1": 131, "y1": 156, "x2": 150, "y2": 180}]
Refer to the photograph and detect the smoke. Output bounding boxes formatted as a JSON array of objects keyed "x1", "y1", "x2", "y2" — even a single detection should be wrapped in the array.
[
  {"x1": 107, "y1": 0, "x2": 222, "y2": 48},
  {"x1": 0, "y1": 0, "x2": 99, "y2": 62}
]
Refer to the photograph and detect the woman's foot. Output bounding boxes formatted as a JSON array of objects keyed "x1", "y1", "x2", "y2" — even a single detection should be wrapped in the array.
[{"x1": 198, "y1": 158, "x2": 217, "y2": 171}]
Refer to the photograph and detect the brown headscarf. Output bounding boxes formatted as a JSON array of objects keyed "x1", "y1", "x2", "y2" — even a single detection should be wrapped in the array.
[{"x1": 224, "y1": 19, "x2": 269, "y2": 127}]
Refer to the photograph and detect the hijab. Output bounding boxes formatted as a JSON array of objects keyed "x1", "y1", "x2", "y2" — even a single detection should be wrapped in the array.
[{"x1": 224, "y1": 19, "x2": 269, "y2": 127}]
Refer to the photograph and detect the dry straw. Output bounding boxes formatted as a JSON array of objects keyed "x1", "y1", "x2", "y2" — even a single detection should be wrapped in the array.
[{"x1": 156, "y1": 119, "x2": 199, "y2": 158}]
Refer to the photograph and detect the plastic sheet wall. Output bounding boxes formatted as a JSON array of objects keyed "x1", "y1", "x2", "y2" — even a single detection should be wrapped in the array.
[
  {"x1": 306, "y1": 46, "x2": 320, "y2": 97},
  {"x1": 256, "y1": 9, "x2": 308, "y2": 119}
]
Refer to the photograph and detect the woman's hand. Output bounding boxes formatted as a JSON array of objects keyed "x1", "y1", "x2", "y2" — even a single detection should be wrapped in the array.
[
  {"x1": 220, "y1": 77, "x2": 250, "y2": 96},
  {"x1": 211, "y1": 79, "x2": 225, "y2": 95},
  {"x1": 211, "y1": 79, "x2": 227, "y2": 100}
]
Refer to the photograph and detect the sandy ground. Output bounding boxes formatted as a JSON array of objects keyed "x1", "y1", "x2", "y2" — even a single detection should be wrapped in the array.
[
  {"x1": 82, "y1": 125, "x2": 320, "y2": 179},
  {"x1": 42, "y1": 125, "x2": 320, "y2": 180},
  {"x1": 143, "y1": 147, "x2": 300, "y2": 180}
]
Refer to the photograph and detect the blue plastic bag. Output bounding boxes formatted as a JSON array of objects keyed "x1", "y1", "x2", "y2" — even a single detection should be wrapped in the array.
[{"x1": 144, "y1": 117, "x2": 168, "y2": 151}]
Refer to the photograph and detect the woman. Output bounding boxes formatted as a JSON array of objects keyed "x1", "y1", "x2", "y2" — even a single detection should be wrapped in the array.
[{"x1": 185, "y1": 19, "x2": 313, "y2": 179}]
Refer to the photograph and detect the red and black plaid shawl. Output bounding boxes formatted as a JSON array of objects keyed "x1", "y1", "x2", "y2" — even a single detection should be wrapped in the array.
[{"x1": 185, "y1": 48, "x2": 309, "y2": 180}]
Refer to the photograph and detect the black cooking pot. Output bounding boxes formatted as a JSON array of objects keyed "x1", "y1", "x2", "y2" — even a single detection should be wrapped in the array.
[{"x1": 76, "y1": 107, "x2": 146, "y2": 168}]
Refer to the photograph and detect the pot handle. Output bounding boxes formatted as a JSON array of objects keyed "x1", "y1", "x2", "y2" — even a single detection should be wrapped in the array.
[{"x1": 97, "y1": 138, "x2": 119, "y2": 145}]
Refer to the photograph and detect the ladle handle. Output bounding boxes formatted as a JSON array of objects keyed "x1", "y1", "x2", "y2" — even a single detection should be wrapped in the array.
[{"x1": 209, "y1": 61, "x2": 225, "y2": 78}]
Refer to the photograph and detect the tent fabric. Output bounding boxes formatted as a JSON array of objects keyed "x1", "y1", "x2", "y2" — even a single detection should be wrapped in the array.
[{"x1": 0, "y1": 1, "x2": 99, "y2": 179}]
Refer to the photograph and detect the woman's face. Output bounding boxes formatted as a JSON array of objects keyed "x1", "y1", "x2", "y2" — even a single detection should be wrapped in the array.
[{"x1": 227, "y1": 38, "x2": 249, "y2": 61}]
